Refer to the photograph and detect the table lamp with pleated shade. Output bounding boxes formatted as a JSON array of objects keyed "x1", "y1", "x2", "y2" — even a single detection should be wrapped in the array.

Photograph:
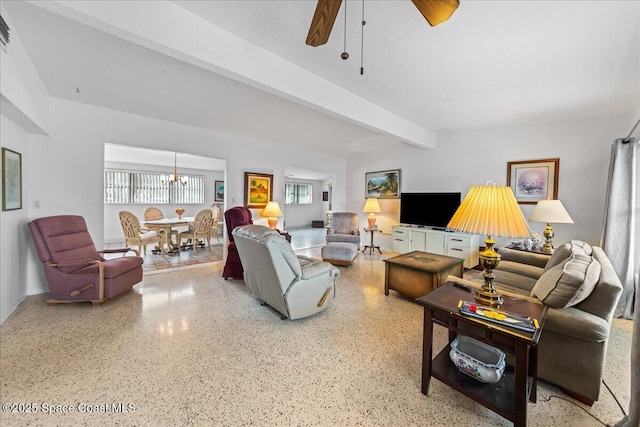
[{"x1": 447, "y1": 183, "x2": 531, "y2": 306}]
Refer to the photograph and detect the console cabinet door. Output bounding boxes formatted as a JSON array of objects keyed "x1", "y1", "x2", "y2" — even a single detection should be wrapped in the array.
[
  {"x1": 410, "y1": 230, "x2": 426, "y2": 252},
  {"x1": 425, "y1": 231, "x2": 445, "y2": 254}
]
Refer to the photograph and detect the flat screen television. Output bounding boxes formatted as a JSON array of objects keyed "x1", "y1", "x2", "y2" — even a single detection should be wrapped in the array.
[{"x1": 400, "y1": 192, "x2": 461, "y2": 229}]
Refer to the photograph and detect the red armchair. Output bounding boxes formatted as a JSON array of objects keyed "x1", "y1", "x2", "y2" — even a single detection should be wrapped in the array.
[
  {"x1": 223, "y1": 206, "x2": 253, "y2": 279},
  {"x1": 28, "y1": 215, "x2": 143, "y2": 305}
]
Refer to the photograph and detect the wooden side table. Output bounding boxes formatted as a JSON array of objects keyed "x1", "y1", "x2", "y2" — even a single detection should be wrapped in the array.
[
  {"x1": 416, "y1": 282, "x2": 547, "y2": 427},
  {"x1": 362, "y1": 227, "x2": 382, "y2": 255},
  {"x1": 505, "y1": 244, "x2": 552, "y2": 256}
]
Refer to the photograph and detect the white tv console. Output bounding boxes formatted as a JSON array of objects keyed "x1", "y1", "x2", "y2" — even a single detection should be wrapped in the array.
[{"x1": 391, "y1": 225, "x2": 480, "y2": 269}]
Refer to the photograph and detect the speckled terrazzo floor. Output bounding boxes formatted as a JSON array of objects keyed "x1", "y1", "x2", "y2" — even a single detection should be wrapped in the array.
[{"x1": 0, "y1": 249, "x2": 633, "y2": 427}]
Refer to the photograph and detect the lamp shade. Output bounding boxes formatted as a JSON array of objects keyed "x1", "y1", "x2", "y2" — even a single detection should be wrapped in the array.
[
  {"x1": 262, "y1": 201, "x2": 282, "y2": 218},
  {"x1": 363, "y1": 198, "x2": 381, "y2": 213},
  {"x1": 528, "y1": 200, "x2": 574, "y2": 224},
  {"x1": 447, "y1": 185, "x2": 531, "y2": 238},
  {"x1": 262, "y1": 201, "x2": 282, "y2": 229}
]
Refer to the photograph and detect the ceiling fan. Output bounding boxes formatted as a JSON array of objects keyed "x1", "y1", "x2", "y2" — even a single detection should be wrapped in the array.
[{"x1": 306, "y1": 0, "x2": 460, "y2": 47}]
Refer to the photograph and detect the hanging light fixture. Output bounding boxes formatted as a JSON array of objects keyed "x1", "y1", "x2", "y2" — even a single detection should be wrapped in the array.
[{"x1": 162, "y1": 152, "x2": 188, "y2": 186}]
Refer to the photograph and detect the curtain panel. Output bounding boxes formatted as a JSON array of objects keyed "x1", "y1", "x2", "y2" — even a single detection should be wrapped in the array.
[{"x1": 601, "y1": 137, "x2": 637, "y2": 319}]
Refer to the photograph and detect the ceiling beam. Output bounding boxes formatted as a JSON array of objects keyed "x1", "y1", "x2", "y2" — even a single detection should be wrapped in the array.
[{"x1": 30, "y1": 0, "x2": 437, "y2": 149}]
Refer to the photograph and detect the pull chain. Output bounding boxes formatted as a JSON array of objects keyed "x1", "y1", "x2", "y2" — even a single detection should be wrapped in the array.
[
  {"x1": 341, "y1": 0, "x2": 349, "y2": 60},
  {"x1": 361, "y1": 0, "x2": 365, "y2": 74}
]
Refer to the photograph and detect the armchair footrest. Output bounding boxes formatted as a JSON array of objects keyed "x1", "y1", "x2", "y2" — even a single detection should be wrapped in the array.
[{"x1": 322, "y1": 242, "x2": 358, "y2": 266}]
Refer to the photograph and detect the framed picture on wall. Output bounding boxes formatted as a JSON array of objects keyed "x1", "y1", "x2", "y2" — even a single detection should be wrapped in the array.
[
  {"x1": 244, "y1": 172, "x2": 273, "y2": 208},
  {"x1": 215, "y1": 180, "x2": 224, "y2": 202},
  {"x1": 365, "y1": 169, "x2": 400, "y2": 199},
  {"x1": 2, "y1": 148, "x2": 22, "y2": 211},
  {"x1": 507, "y1": 158, "x2": 559, "y2": 204}
]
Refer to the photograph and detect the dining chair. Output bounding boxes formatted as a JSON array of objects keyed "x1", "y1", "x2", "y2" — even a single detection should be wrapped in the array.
[
  {"x1": 143, "y1": 206, "x2": 178, "y2": 247},
  {"x1": 119, "y1": 210, "x2": 165, "y2": 256},
  {"x1": 178, "y1": 208, "x2": 213, "y2": 252},
  {"x1": 210, "y1": 203, "x2": 223, "y2": 243}
]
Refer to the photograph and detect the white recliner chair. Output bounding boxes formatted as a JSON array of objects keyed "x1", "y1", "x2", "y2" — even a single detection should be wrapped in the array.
[{"x1": 233, "y1": 224, "x2": 340, "y2": 320}]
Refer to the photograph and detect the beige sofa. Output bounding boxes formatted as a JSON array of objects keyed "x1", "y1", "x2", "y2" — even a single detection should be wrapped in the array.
[{"x1": 463, "y1": 241, "x2": 623, "y2": 405}]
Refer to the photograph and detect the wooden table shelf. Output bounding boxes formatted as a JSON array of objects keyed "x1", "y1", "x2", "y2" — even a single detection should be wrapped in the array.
[{"x1": 417, "y1": 282, "x2": 547, "y2": 427}]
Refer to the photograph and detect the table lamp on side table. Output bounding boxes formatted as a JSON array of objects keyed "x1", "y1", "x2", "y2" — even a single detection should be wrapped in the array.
[
  {"x1": 528, "y1": 199, "x2": 574, "y2": 253},
  {"x1": 446, "y1": 183, "x2": 531, "y2": 306},
  {"x1": 363, "y1": 198, "x2": 381, "y2": 228},
  {"x1": 261, "y1": 201, "x2": 283, "y2": 229}
]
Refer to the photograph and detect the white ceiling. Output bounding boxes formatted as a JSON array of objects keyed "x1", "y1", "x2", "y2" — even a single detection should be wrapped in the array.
[
  {"x1": 4, "y1": 0, "x2": 639, "y2": 162},
  {"x1": 104, "y1": 143, "x2": 226, "y2": 171}
]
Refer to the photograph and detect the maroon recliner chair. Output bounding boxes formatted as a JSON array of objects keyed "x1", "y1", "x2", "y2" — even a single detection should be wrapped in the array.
[
  {"x1": 222, "y1": 206, "x2": 253, "y2": 279},
  {"x1": 29, "y1": 215, "x2": 143, "y2": 304}
]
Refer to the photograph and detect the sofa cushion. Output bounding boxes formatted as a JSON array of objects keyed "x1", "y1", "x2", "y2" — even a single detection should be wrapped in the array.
[
  {"x1": 531, "y1": 253, "x2": 601, "y2": 308},
  {"x1": 544, "y1": 240, "x2": 593, "y2": 272},
  {"x1": 495, "y1": 260, "x2": 545, "y2": 281}
]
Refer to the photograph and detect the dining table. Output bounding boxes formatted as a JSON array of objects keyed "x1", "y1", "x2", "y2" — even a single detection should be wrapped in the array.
[{"x1": 140, "y1": 217, "x2": 195, "y2": 254}]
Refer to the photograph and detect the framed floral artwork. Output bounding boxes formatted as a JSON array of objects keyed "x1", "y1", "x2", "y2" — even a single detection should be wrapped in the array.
[
  {"x1": 244, "y1": 172, "x2": 273, "y2": 208},
  {"x1": 2, "y1": 148, "x2": 22, "y2": 211},
  {"x1": 507, "y1": 158, "x2": 559, "y2": 204},
  {"x1": 365, "y1": 169, "x2": 400, "y2": 199}
]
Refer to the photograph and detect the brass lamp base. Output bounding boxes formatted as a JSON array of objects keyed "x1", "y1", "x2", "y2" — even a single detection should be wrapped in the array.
[
  {"x1": 475, "y1": 288, "x2": 504, "y2": 306},
  {"x1": 476, "y1": 236, "x2": 504, "y2": 306},
  {"x1": 541, "y1": 222, "x2": 554, "y2": 253}
]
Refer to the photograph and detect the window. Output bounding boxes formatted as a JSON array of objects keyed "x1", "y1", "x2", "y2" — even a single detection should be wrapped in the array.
[
  {"x1": 285, "y1": 183, "x2": 312, "y2": 204},
  {"x1": 105, "y1": 170, "x2": 205, "y2": 204}
]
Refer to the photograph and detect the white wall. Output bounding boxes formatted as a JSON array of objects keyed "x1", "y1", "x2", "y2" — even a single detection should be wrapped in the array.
[
  {"x1": 0, "y1": 5, "x2": 50, "y2": 324},
  {"x1": 347, "y1": 115, "x2": 635, "y2": 251},
  {"x1": 0, "y1": 116, "x2": 31, "y2": 324},
  {"x1": 0, "y1": 4, "x2": 49, "y2": 135}
]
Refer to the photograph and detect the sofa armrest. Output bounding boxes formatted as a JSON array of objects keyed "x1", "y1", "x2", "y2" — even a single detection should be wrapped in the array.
[
  {"x1": 100, "y1": 248, "x2": 140, "y2": 256},
  {"x1": 544, "y1": 307, "x2": 610, "y2": 342},
  {"x1": 497, "y1": 247, "x2": 550, "y2": 268}
]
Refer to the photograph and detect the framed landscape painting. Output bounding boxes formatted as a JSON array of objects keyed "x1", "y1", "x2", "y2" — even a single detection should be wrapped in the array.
[
  {"x1": 2, "y1": 148, "x2": 22, "y2": 211},
  {"x1": 244, "y1": 172, "x2": 273, "y2": 208},
  {"x1": 365, "y1": 169, "x2": 400, "y2": 199},
  {"x1": 507, "y1": 158, "x2": 559, "y2": 204},
  {"x1": 215, "y1": 180, "x2": 224, "y2": 202}
]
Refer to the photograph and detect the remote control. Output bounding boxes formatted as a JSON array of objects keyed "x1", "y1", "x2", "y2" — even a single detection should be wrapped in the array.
[{"x1": 453, "y1": 282, "x2": 472, "y2": 291}]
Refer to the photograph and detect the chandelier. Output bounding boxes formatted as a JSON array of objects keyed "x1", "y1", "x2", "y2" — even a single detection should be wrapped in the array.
[{"x1": 162, "y1": 152, "x2": 188, "y2": 186}]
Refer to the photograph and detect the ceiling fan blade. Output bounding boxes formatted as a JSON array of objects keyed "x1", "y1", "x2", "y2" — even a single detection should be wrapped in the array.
[
  {"x1": 411, "y1": 0, "x2": 460, "y2": 27},
  {"x1": 306, "y1": 0, "x2": 343, "y2": 47}
]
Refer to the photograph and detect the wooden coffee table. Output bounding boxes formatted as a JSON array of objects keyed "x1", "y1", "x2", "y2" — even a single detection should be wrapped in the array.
[
  {"x1": 416, "y1": 282, "x2": 547, "y2": 427},
  {"x1": 384, "y1": 251, "x2": 464, "y2": 299}
]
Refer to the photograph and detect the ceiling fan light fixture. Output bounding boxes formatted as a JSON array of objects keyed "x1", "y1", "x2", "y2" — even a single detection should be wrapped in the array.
[{"x1": 411, "y1": 0, "x2": 460, "y2": 27}]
